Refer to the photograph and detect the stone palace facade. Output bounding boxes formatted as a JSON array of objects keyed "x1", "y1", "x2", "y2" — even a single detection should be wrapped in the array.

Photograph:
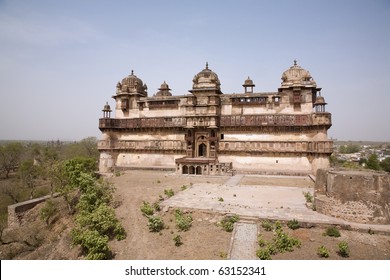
[{"x1": 98, "y1": 61, "x2": 332, "y2": 175}]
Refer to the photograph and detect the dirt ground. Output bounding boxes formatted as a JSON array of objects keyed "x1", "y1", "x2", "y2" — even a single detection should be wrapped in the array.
[
  {"x1": 108, "y1": 170, "x2": 390, "y2": 260},
  {"x1": 1, "y1": 170, "x2": 389, "y2": 260}
]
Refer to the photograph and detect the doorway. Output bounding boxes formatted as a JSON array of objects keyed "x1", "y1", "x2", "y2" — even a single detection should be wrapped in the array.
[{"x1": 198, "y1": 143, "x2": 207, "y2": 157}]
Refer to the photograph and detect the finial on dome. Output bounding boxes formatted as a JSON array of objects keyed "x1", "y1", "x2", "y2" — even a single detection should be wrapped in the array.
[
  {"x1": 294, "y1": 60, "x2": 297, "y2": 66},
  {"x1": 206, "y1": 62, "x2": 209, "y2": 70},
  {"x1": 131, "y1": 70, "x2": 134, "y2": 75}
]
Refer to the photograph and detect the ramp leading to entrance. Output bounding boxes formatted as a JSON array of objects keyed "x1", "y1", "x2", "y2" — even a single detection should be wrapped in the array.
[{"x1": 228, "y1": 222, "x2": 258, "y2": 260}]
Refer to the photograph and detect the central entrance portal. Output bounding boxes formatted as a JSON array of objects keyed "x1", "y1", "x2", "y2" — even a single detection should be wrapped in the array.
[{"x1": 198, "y1": 143, "x2": 207, "y2": 157}]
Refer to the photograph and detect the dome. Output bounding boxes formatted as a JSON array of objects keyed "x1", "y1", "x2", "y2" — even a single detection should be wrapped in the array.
[
  {"x1": 280, "y1": 60, "x2": 317, "y2": 88},
  {"x1": 102, "y1": 101, "x2": 111, "y2": 111},
  {"x1": 314, "y1": 95, "x2": 327, "y2": 105},
  {"x1": 243, "y1": 76, "x2": 255, "y2": 87},
  {"x1": 154, "y1": 81, "x2": 172, "y2": 97},
  {"x1": 117, "y1": 70, "x2": 147, "y2": 95},
  {"x1": 192, "y1": 62, "x2": 221, "y2": 90}
]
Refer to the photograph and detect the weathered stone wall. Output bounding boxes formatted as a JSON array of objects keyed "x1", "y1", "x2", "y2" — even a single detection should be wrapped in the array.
[
  {"x1": 7, "y1": 194, "x2": 58, "y2": 228},
  {"x1": 315, "y1": 169, "x2": 390, "y2": 224}
]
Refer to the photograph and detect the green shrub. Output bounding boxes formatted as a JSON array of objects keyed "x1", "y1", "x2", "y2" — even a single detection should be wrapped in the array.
[
  {"x1": 148, "y1": 215, "x2": 165, "y2": 232},
  {"x1": 273, "y1": 228, "x2": 301, "y2": 253},
  {"x1": 181, "y1": 185, "x2": 187, "y2": 191},
  {"x1": 219, "y1": 215, "x2": 239, "y2": 232},
  {"x1": 261, "y1": 219, "x2": 273, "y2": 231},
  {"x1": 40, "y1": 199, "x2": 58, "y2": 225},
  {"x1": 218, "y1": 197, "x2": 224, "y2": 202},
  {"x1": 174, "y1": 209, "x2": 193, "y2": 231},
  {"x1": 303, "y1": 191, "x2": 313, "y2": 203},
  {"x1": 153, "y1": 201, "x2": 161, "y2": 212},
  {"x1": 338, "y1": 241, "x2": 349, "y2": 257},
  {"x1": 274, "y1": 220, "x2": 283, "y2": 231},
  {"x1": 324, "y1": 227, "x2": 341, "y2": 237},
  {"x1": 75, "y1": 203, "x2": 126, "y2": 240},
  {"x1": 173, "y1": 235, "x2": 183, "y2": 246},
  {"x1": 256, "y1": 247, "x2": 272, "y2": 260},
  {"x1": 140, "y1": 201, "x2": 154, "y2": 217},
  {"x1": 317, "y1": 245, "x2": 329, "y2": 258},
  {"x1": 258, "y1": 235, "x2": 267, "y2": 247},
  {"x1": 219, "y1": 251, "x2": 228, "y2": 259},
  {"x1": 164, "y1": 188, "x2": 174, "y2": 198},
  {"x1": 71, "y1": 229, "x2": 111, "y2": 260},
  {"x1": 287, "y1": 219, "x2": 300, "y2": 230}
]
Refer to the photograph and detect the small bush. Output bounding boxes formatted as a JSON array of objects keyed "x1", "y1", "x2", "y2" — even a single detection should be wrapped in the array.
[
  {"x1": 287, "y1": 219, "x2": 300, "y2": 230},
  {"x1": 181, "y1": 185, "x2": 187, "y2": 191},
  {"x1": 174, "y1": 209, "x2": 193, "y2": 232},
  {"x1": 261, "y1": 219, "x2": 273, "y2": 231},
  {"x1": 219, "y1": 215, "x2": 239, "y2": 232},
  {"x1": 317, "y1": 245, "x2": 329, "y2": 258},
  {"x1": 152, "y1": 201, "x2": 161, "y2": 212},
  {"x1": 273, "y1": 228, "x2": 301, "y2": 253},
  {"x1": 148, "y1": 215, "x2": 165, "y2": 232},
  {"x1": 173, "y1": 235, "x2": 183, "y2": 246},
  {"x1": 140, "y1": 201, "x2": 154, "y2": 217},
  {"x1": 256, "y1": 247, "x2": 272, "y2": 260},
  {"x1": 164, "y1": 189, "x2": 175, "y2": 198},
  {"x1": 219, "y1": 251, "x2": 228, "y2": 259},
  {"x1": 40, "y1": 199, "x2": 58, "y2": 225},
  {"x1": 274, "y1": 220, "x2": 283, "y2": 230},
  {"x1": 218, "y1": 197, "x2": 224, "y2": 202},
  {"x1": 338, "y1": 241, "x2": 349, "y2": 257},
  {"x1": 324, "y1": 227, "x2": 341, "y2": 237},
  {"x1": 258, "y1": 235, "x2": 267, "y2": 247},
  {"x1": 368, "y1": 228, "x2": 375, "y2": 235},
  {"x1": 303, "y1": 191, "x2": 313, "y2": 203}
]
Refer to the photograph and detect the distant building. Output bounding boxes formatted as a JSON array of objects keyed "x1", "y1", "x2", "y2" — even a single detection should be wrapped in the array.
[{"x1": 98, "y1": 61, "x2": 332, "y2": 175}]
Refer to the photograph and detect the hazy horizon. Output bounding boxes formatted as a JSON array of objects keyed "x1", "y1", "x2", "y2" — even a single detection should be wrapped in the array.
[{"x1": 1, "y1": 0, "x2": 390, "y2": 142}]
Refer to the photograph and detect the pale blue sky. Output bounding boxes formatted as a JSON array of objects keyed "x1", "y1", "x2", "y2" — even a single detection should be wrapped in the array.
[{"x1": 1, "y1": 0, "x2": 389, "y2": 141}]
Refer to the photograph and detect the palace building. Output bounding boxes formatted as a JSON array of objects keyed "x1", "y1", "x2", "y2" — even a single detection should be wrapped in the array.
[{"x1": 98, "y1": 61, "x2": 332, "y2": 175}]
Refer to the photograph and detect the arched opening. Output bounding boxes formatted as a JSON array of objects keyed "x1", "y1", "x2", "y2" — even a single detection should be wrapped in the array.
[
  {"x1": 189, "y1": 166, "x2": 195, "y2": 174},
  {"x1": 198, "y1": 143, "x2": 207, "y2": 157},
  {"x1": 196, "y1": 166, "x2": 202, "y2": 175},
  {"x1": 182, "y1": 165, "x2": 188, "y2": 174}
]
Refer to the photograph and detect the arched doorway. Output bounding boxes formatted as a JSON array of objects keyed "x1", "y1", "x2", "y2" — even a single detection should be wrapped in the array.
[
  {"x1": 196, "y1": 166, "x2": 202, "y2": 175},
  {"x1": 189, "y1": 166, "x2": 195, "y2": 174},
  {"x1": 182, "y1": 165, "x2": 188, "y2": 174},
  {"x1": 198, "y1": 143, "x2": 207, "y2": 157}
]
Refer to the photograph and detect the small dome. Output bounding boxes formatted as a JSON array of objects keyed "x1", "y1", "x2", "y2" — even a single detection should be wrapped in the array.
[
  {"x1": 314, "y1": 95, "x2": 327, "y2": 105},
  {"x1": 243, "y1": 76, "x2": 255, "y2": 87},
  {"x1": 102, "y1": 102, "x2": 111, "y2": 111},
  {"x1": 280, "y1": 60, "x2": 317, "y2": 88},
  {"x1": 154, "y1": 81, "x2": 172, "y2": 97},
  {"x1": 192, "y1": 62, "x2": 221, "y2": 90},
  {"x1": 117, "y1": 70, "x2": 147, "y2": 95}
]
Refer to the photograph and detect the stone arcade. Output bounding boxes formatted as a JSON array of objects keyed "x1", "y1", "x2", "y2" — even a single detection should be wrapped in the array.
[{"x1": 98, "y1": 61, "x2": 332, "y2": 175}]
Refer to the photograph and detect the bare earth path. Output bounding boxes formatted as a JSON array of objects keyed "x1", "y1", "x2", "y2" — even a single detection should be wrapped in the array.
[{"x1": 108, "y1": 170, "x2": 390, "y2": 260}]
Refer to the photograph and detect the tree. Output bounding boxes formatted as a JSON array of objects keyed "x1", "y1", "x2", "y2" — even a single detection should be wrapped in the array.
[
  {"x1": 380, "y1": 157, "x2": 390, "y2": 172},
  {"x1": 339, "y1": 144, "x2": 360, "y2": 154},
  {"x1": 18, "y1": 159, "x2": 43, "y2": 199},
  {"x1": 366, "y1": 154, "x2": 380, "y2": 171},
  {"x1": 0, "y1": 142, "x2": 24, "y2": 178}
]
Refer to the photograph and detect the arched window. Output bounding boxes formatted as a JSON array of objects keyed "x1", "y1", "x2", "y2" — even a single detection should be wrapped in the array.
[
  {"x1": 182, "y1": 165, "x2": 188, "y2": 174},
  {"x1": 189, "y1": 166, "x2": 195, "y2": 174},
  {"x1": 196, "y1": 166, "x2": 202, "y2": 175}
]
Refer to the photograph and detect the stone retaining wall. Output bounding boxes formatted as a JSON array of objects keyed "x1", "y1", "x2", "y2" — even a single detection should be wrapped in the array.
[
  {"x1": 7, "y1": 194, "x2": 59, "y2": 228},
  {"x1": 314, "y1": 169, "x2": 390, "y2": 224}
]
